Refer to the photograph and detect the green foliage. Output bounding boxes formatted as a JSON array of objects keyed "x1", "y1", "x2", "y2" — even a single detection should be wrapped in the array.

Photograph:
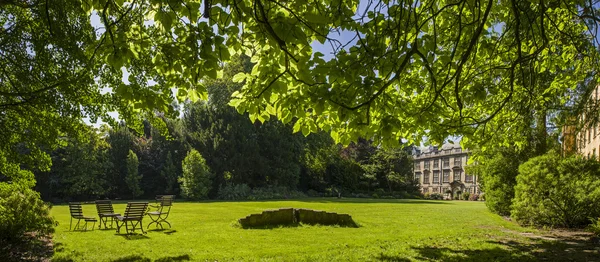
[
  {"x1": 107, "y1": 125, "x2": 135, "y2": 197},
  {"x1": 0, "y1": 183, "x2": 56, "y2": 245},
  {"x1": 36, "y1": 126, "x2": 111, "y2": 201},
  {"x1": 125, "y1": 150, "x2": 143, "y2": 199},
  {"x1": 468, "y1": 148, "x2": 525, "y2": 216},
  {"x1": 179, "y1": 149, "x2": 213, "y2": 200},
  {"x1": 247, "y1": 186, "x2": 307, "y2": 200},
  {"x1": 160, "y1": 152, "x2": 179, "y2": 195},
  {"x1": 429, "y1": 193, "x2": 444, "y2": 200},
  {"x1": 512, "y1": 152, "x2": 600, "y2": 228},
  {"x1": 217, "y1": 183, "x2": 252, "y2": 200},
  {"x1": 462, "y1": 192, "x2": 471, "y2": 201},
  {"x1": 589, "y1": 217, "x2": 600, "y2": 236},
  {"x1": 2, "y1": 0, "x2": 598, "y2": 178}
]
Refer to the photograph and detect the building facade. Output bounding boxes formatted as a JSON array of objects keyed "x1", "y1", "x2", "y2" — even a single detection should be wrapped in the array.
[
  {"x1": 413, "y1": 143, "x2": 480, "y2": 196},
  {"x1": 563, "y1": 85, "x2": 600, "y2": 158}
]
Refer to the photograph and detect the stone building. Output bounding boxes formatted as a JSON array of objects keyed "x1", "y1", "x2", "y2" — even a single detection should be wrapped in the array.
[
  {"x1": 562, "y1": 85, "x2": 600, "y2": 158},
  {"x1": 413, "y1": 143, "x2": 480, "y2": 196}
]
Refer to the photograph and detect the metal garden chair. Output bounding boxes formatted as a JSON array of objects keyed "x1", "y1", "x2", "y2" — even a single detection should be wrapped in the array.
[{"x1": 147, "y1": 195, "x2": 174, "y2": 229}]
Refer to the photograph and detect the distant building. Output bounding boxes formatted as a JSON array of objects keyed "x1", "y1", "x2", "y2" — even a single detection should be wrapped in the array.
[
  {"x1": 413, "y1": 143, "x2": 480, "y2": 196},
  {"x1": 562, "y1": 85, "x2": 600, "y2": 158}
]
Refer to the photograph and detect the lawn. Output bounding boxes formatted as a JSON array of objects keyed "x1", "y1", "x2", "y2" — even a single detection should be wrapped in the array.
[{"x1": 49, "y1": 198, "x2": 599, "y2": 261}]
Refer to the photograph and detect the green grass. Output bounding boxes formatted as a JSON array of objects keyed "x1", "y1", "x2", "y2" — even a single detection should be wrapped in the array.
[{"x1": 50, "y1": 198, "x2": 598, "y2": 261}]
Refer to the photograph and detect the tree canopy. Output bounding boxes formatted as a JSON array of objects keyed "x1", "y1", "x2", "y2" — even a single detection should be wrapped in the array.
[{"x1": 1, "y1": 0, "x2": 600, "y2": 169}]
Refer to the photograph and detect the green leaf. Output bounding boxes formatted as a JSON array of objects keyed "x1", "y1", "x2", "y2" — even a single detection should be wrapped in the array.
[
  {"x1": 293, "y1": 120, "x2": 302, "y2": 133},
  {"x1": 232, "y1": 72, "x2": 246, "y2": 83},
  {"x1": 305, "y1": 13, "x2": 329, "y2": 24},
  {"x1": 187, "y1": 89, "x2": 200, "y2": 102}
]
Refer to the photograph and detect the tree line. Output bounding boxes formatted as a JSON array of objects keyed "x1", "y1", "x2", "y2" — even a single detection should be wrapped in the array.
[{"x1": 32, "y1": 57, "x2": 419, "y2": 202}]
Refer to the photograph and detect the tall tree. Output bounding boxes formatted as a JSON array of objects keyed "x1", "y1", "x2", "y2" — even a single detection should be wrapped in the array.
[
  {"x1": 161, "y1": 151, "x2": 179, "y2": 194},
  {"x1": 125, "y1": 149, "x2": 143, "y2": 199},
  {"x1": 106, "y1": 124, "x2": 135, "y2": 197},
  {"x1": 179, "y1": 149, "x2": 213, "y2": 200}
]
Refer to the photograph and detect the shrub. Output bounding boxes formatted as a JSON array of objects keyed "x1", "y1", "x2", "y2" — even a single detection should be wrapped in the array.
[
  {"x1": 462, "y1": 192, "x2": 470, "y2": 201},
  {"x1": 469, "y1": 193, "x2": 480, "y2": 201},
  {"x1": 217, "y1": 183, "x2": 252, "y2": 200},
  {"x1": 467, "y1": 148, "x2": 524, "y2": 216},
  {"x1": 372, "y1": 193, "x2": 380, "y2": 199},
  {"x1": 306, "y1": 189, "x2": 319, "y2": 197},
  {"x1": 0, "y1": 183, "x2": 57, "y2": 245},
  {"x1": 589, "y1": 217, "x2": 600, "y2": 237},
  {"x1": 512, "y1": 152, "x2": 600, "y2": 228},
  {"x1": 374, "y1": 188, "x2": 386, "y2": 197},
  {"x1": 423, "y1": 192, "x2": 431, "y2": 199},
  {"x1": 179, "y1": 149, "x2": 213, "y2": 200},
  {"x1": 429, "y1": 193, "x2": 443, "y2": 200},
  {"x1": 125, "y1": 150, "x2": 143, "y2": 199},
  {"x1": 247, "y1": 186, "x2": 306, "y2": 200}
]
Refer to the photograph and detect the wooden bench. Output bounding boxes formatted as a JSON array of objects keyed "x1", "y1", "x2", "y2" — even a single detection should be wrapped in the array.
[
  {"x1": 69, "y1": 202, "x2": 97, "y2": 231},
  {"x1": 95, "y1": 200, "x2": 120, "y2": 229},
  {"x1": 116, "y1": 202, "x2": 149, "y2": 234}
]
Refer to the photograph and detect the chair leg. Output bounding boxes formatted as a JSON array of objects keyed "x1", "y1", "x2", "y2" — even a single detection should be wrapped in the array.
[
  {"x1": 116, "y1": 220, "x2": 122, "y2": 233},
  {"x1": 70, "y1": 217, "x2": 73, "y2": 231},
  {"x1": 140, "y1": 220, "x2": 146, "y2": 234}
]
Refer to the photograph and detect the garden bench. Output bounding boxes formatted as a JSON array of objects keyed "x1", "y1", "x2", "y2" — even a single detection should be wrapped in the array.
[
  {"x1": 95, "y1": 200, "x2": 120, "y2": 229},
  {"x1": 147, "y1": 195, "x2": 174, "y2": 229},
  {"x1": 69, "y1": 202, "x2": 97, "y2": 231},
  {"x1": 116, "y1": 202, "x2": 149, "y2": 234}
]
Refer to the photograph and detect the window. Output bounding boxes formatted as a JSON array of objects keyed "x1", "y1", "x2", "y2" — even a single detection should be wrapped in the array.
[
  {"x1": 589, "y1": 129, "x2": 592, "y2": 144},
  {"x1": 465, "y1": 174, "x2": 473, "y2": 182},
  {"x1": 433, "y1": 159, "x2": 439, "y2": 168},
  {"x1": 453, "y1": 170, "x2": 462, "y2": 181},
  {"x1": 454, "y1": 148, "x2": 461, "y2": 153},
  {"x1": 433, "y1": 171, "x2": 440, "y2": 183},
  {"x1": 443, "y1": 170, "x2": 450, "y2": 182},
  {"x1": 443, "y1": 158, "x2": 450, "y2": 168},
  {"x1": 454, "y1": 157, "x2": 462, "y2": 167},
  {"x1": 415, "y1": 172, "x2": 421, "y2": 182},
  {"x1": 414, "y1": 161, "x2": 420, "y2": 170},
  {"x1": 423, "y1": 172, "x2": 430, "y2": 184},
  {"x1": 424, "y1": 160, "x2": 430, "y2": 169}
]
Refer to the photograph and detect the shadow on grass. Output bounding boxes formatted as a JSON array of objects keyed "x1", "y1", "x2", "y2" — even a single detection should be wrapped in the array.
[
  {"x1": 111, "y1": 254, "x2": 191, "y2": 262},
  {"x1": 115, "y1": 233, "x2": 150, "y2": 240},
  {"x1": 393, "y1": 237, "x2": 600, "y2": 262},
  {"x1": 148, "y1": 228, "x2": 177, "y2": 235}
]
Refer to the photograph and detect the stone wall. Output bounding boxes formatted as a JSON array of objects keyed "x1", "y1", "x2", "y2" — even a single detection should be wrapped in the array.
[{"x1": 239, "y1": 208, "x2": 357, "y2": 228}]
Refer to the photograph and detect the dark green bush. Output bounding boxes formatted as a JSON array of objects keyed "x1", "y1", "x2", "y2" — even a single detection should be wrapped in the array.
[
  {"x1": 247, "y1": 186, "x2": 306, "y2": 200},
  {"x1": 462, "y1": 192, "x2": 470, "y2": 201},
  {"x1": 589, "y1": 217, "x2": 600, "y2": 237},
  {"x1": 467, "y1": 148, "x2": 524, "y2": 215},
  {"x1": 217, "y1": 183, "x2": 252, "y2": 200},
  {"x1": 430, "y1": 193, "x2": 443, "y2": 200},
  {"x1": 0, "y1": 183, "x2": 57, "y2": 244},
  {"x1": 512, "y1": 152, "x2": 600, "y2": 228}
]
